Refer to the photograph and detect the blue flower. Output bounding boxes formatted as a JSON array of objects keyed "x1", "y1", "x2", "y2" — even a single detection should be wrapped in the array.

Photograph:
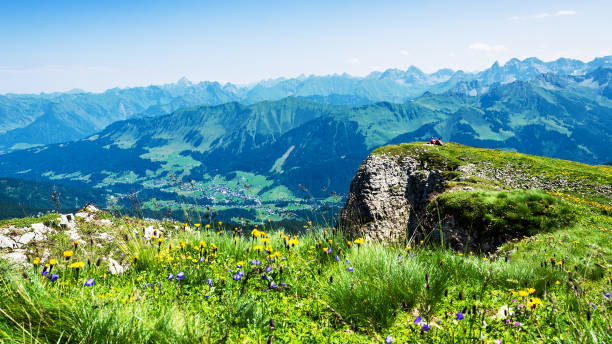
[
  {"x1": 327, "y1": 248, "x2": 332, "y2": 254},
  {"x1": 199, "y1": 257, "x2": 205, "y2": 262},
  {"x1": 456, "y1": 312, "x2": 464, "y2": 320},
  {"x1": 414, "y1": 316, "x2": 422, "y2": 324},
  {"x1": 42, "y1": 270, "x2": 49, "y2": 276},
  {"x1": 237, "y1": 264, "x2": 242, "y2": 269},
  {"x1": 335, "y1": 255, "x2": 340, "y2": 261},
  {"x1": 345, "y1": 259, "x2": 350, "y2": 264},
  {"x1": 208, "y1": 278, "x2": 213, "y2": 287},
  {"x1": 256, "y1": 259, "x2": 261, "y2": 265},
  {"x1": 421, "y1": 324, "x2": 431, "y2": 332},
  {"x1": 84, "y1": 278, "x2": 95, "y2": 287},
  {"x1": 168, "y1": 273, "x2": 174, "y2": 280},
  {"x1": 347, "y1": 267, "x2": 354, "y2": 272},
  {"x1": 270, "y1": 281, "x2": 277, "y2": 288},
  {"x1": 266, "y1": 265, "x2": 272, "y2": 273},
  {"x1": 250, "y1": 260, "x2": 255, "y2": 265},
  {"x1": 233, "y1": 271, "x2": 244, "y2": 281},
  {"x1": 176, "y1": 272, "x2": 185, "y2": 280},
  {"x1": 204, "y1": 295, "x2": 210, "y2": 299},
  {"x1": 281, "y1": 282, "x2": 287, "y2": 287},
  {"x1": 605, "y1": 292, "x2": 610, "y2": 299},
  {"x1": 384, "y1": 336, "x2": 393, "y2": 343},
  {"x1": 50, "y1": 274, "x2": 59, "y2": 282}
]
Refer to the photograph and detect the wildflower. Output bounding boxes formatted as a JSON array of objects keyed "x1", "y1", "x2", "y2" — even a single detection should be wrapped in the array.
[
  {"x1": 199, "y1": 257, "x2": 205, "y2": 263},
  {"x1": 518, "y1": 290, "x2": 529, "y2": 297},
  {"x1": 555, "y1": 280, "x2": 561, "y2": 285},
  {"x1": 323, "y1": 247, "x2": 330, "y2": 254},
  {"x1": 260, "y1": 237, "x2": 270, "y2": 243},
  {"x1": 195, "y1": 223, "x2": 201, "y2": 228},
  {"x1": 168, "y1": 273, "x2": 174, "y2": 280},
  {"x1": 50, "y1": 274, "x2": 59, "y2": 282},
  {"x1": 63, "y1": 251, "x2": 73, "y2": 260},
  {"x1": 456, "y1": 312, "x2": 465, "y2": 320},
  {"x1": 253, "y1": 245, "x2": 264, "y2": 252},
  {"x1": 347, "y1": 267, "x2": 354, "y2": 272},
  {"x1": 605, "y1": 292, "x2": 610, "y2": 299},
  {"x1": 414, "y1": 316, "x2": 422, "y2": 324},
  {"x1": 335, "y1": 255, "x2": 340, "y2": 261},
  {"x1": 32, "y1": 257, "x2": 40, "y2": 266},
  {"x1": 421, "y1": 324, "x2": 431, "y2": 332},
  {"x1": 354, "y1": 238, "x2": 364, "y2": 247},
  {"x1": 256, "y1": 259, "x2": 261, "y2": 265},
  {"x1": 384, "y1": 336, "x2": 393, "y2": 343},
  {"x1": 84, "y1": 278, "x2": 95, "y2": 287},
  {"x1": 176, "y1": 272, "x2": 185, "y2": 280},
  {"x1": 233, "y1": 271, "x2": 244, "y2": 281},
  {"x1": 69, "y1": 261, "x2": 85, "y2": 269},
  {"x1": 199, "y1": 241, "x2": 206, "y2": 249},
  {"x1": 527, "y1": 298, "x2": 542, "y2": 310},
  {"x1": 266, "y1": 265, "x2": 272, "y2": 273},
  {"x1": 49, "y1": 259, "x2": 57, "y2": 266}
]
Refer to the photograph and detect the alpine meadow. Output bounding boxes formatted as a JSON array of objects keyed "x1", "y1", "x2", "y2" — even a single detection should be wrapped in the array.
[{"x1": 0, "y1": 1, "x2": 611, "y2": 343}]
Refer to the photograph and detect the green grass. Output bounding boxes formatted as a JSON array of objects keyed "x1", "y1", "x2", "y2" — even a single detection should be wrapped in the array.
[{"x1": 0, "y1": 205, "x2": 610, "y2": 343}]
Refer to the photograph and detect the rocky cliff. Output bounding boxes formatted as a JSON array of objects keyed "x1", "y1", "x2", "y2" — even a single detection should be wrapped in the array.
[{"x1": 339, "y1": 142, "x2": 611, "y2": 251}]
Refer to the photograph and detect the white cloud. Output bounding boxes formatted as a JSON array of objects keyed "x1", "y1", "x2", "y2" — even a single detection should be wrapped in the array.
[
  {"x1": 400, "y1": 50, "x2": 410, "y2": 56},
  {"x1": 555, "y1": 10, "x2": 577, "y2": 16},
  {"x1": 509, "y1": 10, "x2": 577, "y2": 21},
  {"x1": 468, "y1": 43, "x2": 507, "y2": 52},
  {"x1": 346, "y1": 57, "x2": 360, "y2": 65}
]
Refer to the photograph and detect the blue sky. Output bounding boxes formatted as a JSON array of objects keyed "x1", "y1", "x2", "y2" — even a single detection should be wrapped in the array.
[{"x1": 1, "y1": 0, "x2": 610, "y2": 93}]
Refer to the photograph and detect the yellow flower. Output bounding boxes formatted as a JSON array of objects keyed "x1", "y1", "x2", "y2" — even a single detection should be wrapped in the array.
[
  {"x1": 32, "y1": 257, "x2": 40, "y2": 266},
  {"x1": 69, "y1": 261, "x2": 85, "y2": 269},
  {"x1": 269, "y1": 252, "x2": 281, "y2": 259},
  {"x1": 218, "y1": 221, "x2": 222, "y2": 226},
  {"x1": 49, "y1": 259, "x2": 57, "y2": 266},
  {"x1": 308, "y1": 221, "x2": 312, "y2": 226},
  {"x1": 260, "y1": 237, "x2": 270, "y2": 243},
  {"x1": 323, "y1": 247, "x2": 329, "y2": 253},
  {"x1": 288, "y1": 239, "x2": 298, "y2": 247},
  {"x1": 518, "y1": 290, "x2": 529, "y2": 297},
  {"x1": 63, "y1": 250, "x2": 73, "y2": 259},
  {"x1": 527, "y1": 297, "x2": 542, "y2": 310},
  {"x1": 195, "y1": 223, "x2": 201, "y2": 228},
  {"x1": 555, "y1": 280, "x2": 561, "y2": 285},
  {"x1": 253, "y1": 245, "x2": 264, "y2": 252},
  {"x1": 251, "y1": 229, "x2": 261, "y2": 237},
  {"x1": 205, "y1": 224, "x2": 211, "y2": 229},
  {"x1": 527, "y1": 288, "x2": 536, "y2": 294},
  {"x1": 266, "y1": 245, "x2": 273, "y2": 253},
  {"x1": 354, "y1": 238, "x2": 364, "y2": 246},
  {"x1": 157, "y1": 238, "x2": 164, "y2": 244},
  {"x1": 199, "y1": 241, "x2": 206, "y2": 249}
]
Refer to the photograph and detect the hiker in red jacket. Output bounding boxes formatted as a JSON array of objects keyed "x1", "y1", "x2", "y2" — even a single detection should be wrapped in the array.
[
  {"x1": 429, "y1": 137, "x2": 435, "y2": 144},
  {"x1": 434, "y1": 138, "x2": 443, "y2": 146}
]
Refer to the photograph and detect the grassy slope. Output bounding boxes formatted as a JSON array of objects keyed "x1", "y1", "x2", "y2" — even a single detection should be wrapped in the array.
[{"x1": 0, "y1": 144, "x2": 611, "y2": 343}]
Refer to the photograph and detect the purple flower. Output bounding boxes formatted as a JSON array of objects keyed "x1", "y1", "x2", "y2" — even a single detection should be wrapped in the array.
[
  {"x1": 250, "y1": 260, "x2": 255, "y2": 265},
  {"x1": 199, "y1": 257, "x2": 205, "y2": 262},
  {"x1": 266, "y1": 265, "x2": 272, "y2": 273},
  {"x1": 335, "y1": 255, "x2": 340, "y2": 262},
  {"x1": 347, "y1": 266, "x2": 354, "y2": 272},
  {"x1": 84, "y1": 278, "x2": 95, "y2": 287},
  {"x1": 233, "y1": 271, "x2": 244, "y2": 281},
  {"x1": 327, "y1": 248, "x2": 332, "y2": 254},
  {"x1": 270, "y1": 281, "x2": 277, "y2": 288},
  {"x1": 281, "y1": 282, "x2": 287, "y2": 287},
  {"x1": 514, "y1": 322, "x2": 521, "y2": 327},
  {"x1": 414, "y1": 316, "x2": 422, "y2": 324},
  {"x1": 208, "y1": 278, "x2": 213, "y2": 287},
  {"x1": 236, "y1": 264, "x2": 242, "y2": 269},
  {"x1": 456, "y1": 312, "x2": 464, "y2": 320},
  {"x1": 605, "y1": 292, "x2": 610, "y2": 299},
  {"x1": 204, "y1": 295, "x2": 210, "y2": 299},
  {"x1": 385, "y1": 335, "x2": 393, "y2": 343},
  {"x1": 256, "y1": 259, "x2": 261, "y2": 265},
  {"x1": 421, "y1": 324, "x2": 430, "y2": 332},
  {"x1": 176, "y1": 272, "x2": 185, "y2": 280},
  {"x1": 168, "y1": 273, "x2": 174, "y2": 280},
  {"x1": 42, "y1": 270, "x2": 49, "y2": 276},
  {"x1": 345, "y1": 259, "x2": 350, "y2": 264},
  {"x1": 50, "y1": 274, "x2": 59, "y2": 282}
]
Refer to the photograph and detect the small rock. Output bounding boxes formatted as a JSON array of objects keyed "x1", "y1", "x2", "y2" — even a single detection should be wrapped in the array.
[
  {"x1": 3, "y1": 250, "x2": 28, "y2": 265},
  {"x1": 0, "y1": 235, "x2": 17, "y2": 249},
  {"x1": 108, "y1": 257, "x2": 125, "y2": 275}
]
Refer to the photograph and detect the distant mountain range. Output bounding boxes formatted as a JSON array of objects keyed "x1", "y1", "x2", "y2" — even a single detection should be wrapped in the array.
[
  {"x1": 1, "y1": 56, "x2": 610, "y2": 153},
  {"x1": 1, "y1": 58, "x2": 611, "y2": 219}
]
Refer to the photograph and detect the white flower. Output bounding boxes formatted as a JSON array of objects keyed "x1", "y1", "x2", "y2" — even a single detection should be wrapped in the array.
[{"x1": 495, "y1": 305, "x2": 514, "y2": 320}]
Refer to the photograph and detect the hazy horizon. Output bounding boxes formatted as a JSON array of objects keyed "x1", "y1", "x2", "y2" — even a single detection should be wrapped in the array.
[{"x1": 1, "y1": 0, "x2": 611, "y2": 94}]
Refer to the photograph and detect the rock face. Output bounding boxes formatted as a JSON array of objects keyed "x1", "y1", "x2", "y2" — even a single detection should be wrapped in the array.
[{"x1": 340, "y1": 153, "x2": 445, "y2": 242}]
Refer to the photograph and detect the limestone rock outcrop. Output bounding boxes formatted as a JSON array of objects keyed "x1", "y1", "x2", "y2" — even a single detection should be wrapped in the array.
[{"x1": 339, "y1": 152, "x2": 445, "y2": 242}]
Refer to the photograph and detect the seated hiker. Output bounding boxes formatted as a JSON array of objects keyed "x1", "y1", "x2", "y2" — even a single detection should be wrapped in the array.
[
  {"x1": 429, "y1": 137, "x2": 435, "y2": 144},
  {"x1": 434, "y1": 138, "x2": 443, "y2": 146}
]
